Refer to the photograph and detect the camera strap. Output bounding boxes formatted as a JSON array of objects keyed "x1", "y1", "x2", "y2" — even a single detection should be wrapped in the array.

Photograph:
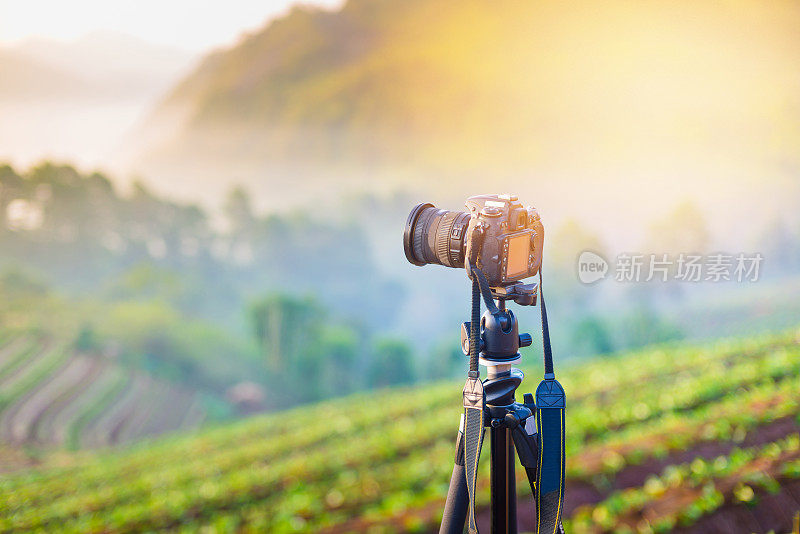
[
  {"x1": 534, "y1": 270, "x2": 566, "y2": 534},
  {"x1": 462, "y1": 258, "x2": 510, "y2": 533},
  {"x1": 462, "y1": 271, "x2": 486, "y2": 534},
  {"x1": 460, "y1": 221, "x2": 492, "y2": 533}
]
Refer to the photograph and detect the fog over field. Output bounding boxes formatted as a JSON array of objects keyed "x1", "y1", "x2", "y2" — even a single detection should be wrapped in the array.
[{"x1": 0, "y1": 31, "x2": 196, "y2": 170}]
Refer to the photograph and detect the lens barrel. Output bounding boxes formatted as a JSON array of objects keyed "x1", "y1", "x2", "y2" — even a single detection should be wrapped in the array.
[{"x1": 404, "y1": 203, "x2": 471, "y2": 268}]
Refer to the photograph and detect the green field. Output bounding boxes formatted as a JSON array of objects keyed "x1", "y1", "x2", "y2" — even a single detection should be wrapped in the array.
[
  {"x1": 1, "y1": 328, "x2": 799, "y2": 533},
  {"x1": 0, "y1": 331, "x2": 204, "y2": 451}
]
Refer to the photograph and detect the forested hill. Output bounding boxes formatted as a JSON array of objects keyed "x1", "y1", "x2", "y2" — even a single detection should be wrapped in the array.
[{"x1": 133, "y1": 0, "x2": 800, "y2": 198}]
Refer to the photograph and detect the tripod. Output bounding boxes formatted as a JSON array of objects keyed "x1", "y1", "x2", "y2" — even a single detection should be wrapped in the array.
[{"x1": 439, "y1": 280, "x2": 565, "y2": 534}]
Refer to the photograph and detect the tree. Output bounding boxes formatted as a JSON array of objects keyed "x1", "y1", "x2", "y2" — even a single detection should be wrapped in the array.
[
  {"x1": 249, "y1": 294, "x2": 323, "y2": 372},
  {"x1": 620, "y1": 306, "x2": 683, "y2": 350},
  {"x1": 428, "y1": 339, "x2": 464, "y2": 380},
  {"x1": 305, "y1": 326, "x2": 360, "y2": 400},
  {"x1": 759, "y1": 218, "x2": 799, "y2": 275},
  {"x1": 224, "y1": 186, "x2": 256, "y2": 236},
  {"x1": 547, "y1": 219, "x2": 607, "y2": 305},
  {"x1": 367, "y1": 338, "x2": 415, "y2": 388},
  {"x1": 645, "y1": 201, "x2": 710, "y2": 256},
  {"x1": 571, "y1": 315, "x2": 614, "y2": 356}
]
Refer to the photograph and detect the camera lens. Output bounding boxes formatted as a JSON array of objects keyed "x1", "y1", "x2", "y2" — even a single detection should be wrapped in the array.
[{"x1": 404, "y1": 203, "x2": 471, "y2": 268}]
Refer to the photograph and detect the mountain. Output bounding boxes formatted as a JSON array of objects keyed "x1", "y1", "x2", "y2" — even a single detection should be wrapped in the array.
[
  {"x1": 131, "y1": 0, "x2": 800, "y2": 211},
  {"x1": 7, "y1": 32, "x2": 197, "y2": 101},
  {"x1": 0, "y1": 49, "x2": 89, "y2": 100},
  {"x1": 3, "y1": 327, "x2": 800, "y2": 531},
  {"x1": 0, "y1": 33, "x2": 197, "y2": 169}
]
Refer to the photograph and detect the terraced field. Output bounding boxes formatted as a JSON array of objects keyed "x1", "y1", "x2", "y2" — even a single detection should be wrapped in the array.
[
  {"x1": 0, "y1": 327, "x2": 798, "y2": 532},
  {"x1": 0, "y1": 332, "x2": 205, "y2": 451}
]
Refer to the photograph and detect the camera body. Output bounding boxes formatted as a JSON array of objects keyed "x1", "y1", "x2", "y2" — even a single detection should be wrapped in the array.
[
  {"x1": 404, "y1": 193, "x2": 544, "y2": 287},
  {"x1": 465, "y1": 194, "x2": 544, "y2": 286}
]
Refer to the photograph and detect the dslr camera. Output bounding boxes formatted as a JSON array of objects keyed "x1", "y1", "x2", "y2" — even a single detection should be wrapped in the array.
[{"x1": 404, "y1": 194, "x2": 544, "y2": 287}]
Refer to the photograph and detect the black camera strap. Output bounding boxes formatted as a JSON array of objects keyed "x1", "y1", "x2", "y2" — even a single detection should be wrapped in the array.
[
  {"x1": 535, "y1": 270, "x2": 566, "y2": 534},
  {"x1": 462, "y1": 269, "x2": 486, "y2": 534},
  {"x1": 462, "y1": 222, "x2": 489, "y2": 534}
]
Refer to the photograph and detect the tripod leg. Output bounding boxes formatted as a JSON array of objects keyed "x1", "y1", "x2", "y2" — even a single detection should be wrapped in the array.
[
  {"x1": 440, "y1": 416, "x2": 469, "y2": 534},
  {"x1": 506, "y1": 430, "x2": 518, "y2": 532},
  {"x1": 490, "y1": 426, "x2": 518, "y2": 534}
]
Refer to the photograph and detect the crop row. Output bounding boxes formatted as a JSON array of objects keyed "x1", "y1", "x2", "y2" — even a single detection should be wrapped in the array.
[
  {"x1": 0, "y1": 342, "x2": 70, "y2": 414},
  {"x1": 565, "y1": 433, "x2": 800, "y2": 532},
  {"x1": 0, "y1": 328, "x2": 797, "y2": 532},
  {"x1": 570, "y1": 372, "x2": 800, "y2": 481},
  {"x1": 2, "y1": 342, "x2": 779, "y2": 513},
  {"x1": 0, "y1": 334, "x2": 32, "y2": 369},
  {"x1": 0, "y1": 336, "x2": 43, "y2": 384},
  {"x1": 567, "y1": 344, "x2": 800, "y2": 444},
  {"x1": 0, "y1": 326, "x2": 208, "y2": 451},
  {"x1": 280, "y1": 374, "x2": 800, "y2": 533},
  {"x1": 560, "y1": 329, "x2": 798, "y2": 401},
  {"x1": 19, "y1": 325, "x2": 787, "y2": 470},
  {"x1": 29, "y1": 326, "x2": 794, "y2": 483},
  {"x1": 65, "y1": 366, "x2": 129, "y2": 449}
]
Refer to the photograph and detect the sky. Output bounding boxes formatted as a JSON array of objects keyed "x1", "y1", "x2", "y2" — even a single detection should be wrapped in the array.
[{"x1": 0, "y1": 0, "x2": 342, "y2": 51}]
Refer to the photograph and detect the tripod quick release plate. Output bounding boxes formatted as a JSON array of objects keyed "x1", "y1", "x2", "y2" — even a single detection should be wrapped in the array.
[{"x1": 491, "y1": 281, "x2": 538, "y2": 306}]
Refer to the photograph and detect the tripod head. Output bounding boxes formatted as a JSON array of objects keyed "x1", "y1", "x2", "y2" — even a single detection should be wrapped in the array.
[
  {"x1": 459, "y1": 306, "x2": 533, "y2": 365},
  {"x1": 459, "y1": 280, "x2": 536, "y2": 366}
]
